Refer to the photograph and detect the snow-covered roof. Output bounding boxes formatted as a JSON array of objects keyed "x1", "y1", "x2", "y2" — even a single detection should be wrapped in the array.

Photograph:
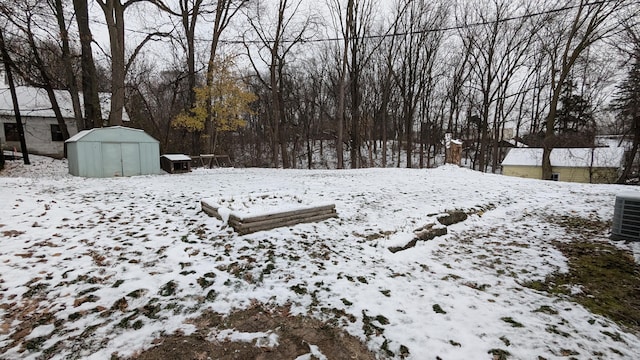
[
  {"x1": 0, "y1": 85, "x2": 129, "y2": 121},
  {"x1": 501, "y1": 147, "x2": 625, "y2": 168},
  {"x1": 507, "y1": 139, "x2": 529, "y2": 148},
  {"x1": 161, "y1": 154, "x2": 191, "y2": 161}
]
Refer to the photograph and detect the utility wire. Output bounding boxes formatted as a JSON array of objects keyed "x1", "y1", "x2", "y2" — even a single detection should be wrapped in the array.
[{"x1": 90, "y1": 0, "x2": 623, "y2": 45}]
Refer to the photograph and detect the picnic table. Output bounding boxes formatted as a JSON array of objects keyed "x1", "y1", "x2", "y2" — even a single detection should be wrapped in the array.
[{"x1": 192, "y1": 154, "x2": 232, "y2": 168}]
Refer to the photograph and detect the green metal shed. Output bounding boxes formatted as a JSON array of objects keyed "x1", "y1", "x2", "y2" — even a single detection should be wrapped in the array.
[{"x1": 66, "y1": 126, "x2": 161, "y2": 178}]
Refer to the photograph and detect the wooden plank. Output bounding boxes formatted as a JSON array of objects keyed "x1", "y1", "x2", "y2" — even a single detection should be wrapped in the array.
[
  {"x1": 229, "y1": 208, "x2": 336, "y2": 229},
  {"x1": 201, "y1": 201, "x2": 223, "y2": 220},
  {"x1": 230, "y1": 204, "x2": 336, "y2": 223},
  {"x1": 233, "y1": 211, "x2": 338, "y2": 235}
]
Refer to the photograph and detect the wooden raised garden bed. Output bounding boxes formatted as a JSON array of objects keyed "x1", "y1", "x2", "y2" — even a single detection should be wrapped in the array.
[{"x1": 201, "y1": 199, "x2": 337, "y2": 235}]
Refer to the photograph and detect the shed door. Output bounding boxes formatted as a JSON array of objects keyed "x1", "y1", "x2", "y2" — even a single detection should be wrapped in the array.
[
  {"x1": 101, "y1": 142, "x2": 141, "y2": 177},
  {"x1": 121, "y1": 143, "x2": 141, "y2": 176},
  {"x1": 102, "y1": 143, "x2": 123, "y2": 177}
]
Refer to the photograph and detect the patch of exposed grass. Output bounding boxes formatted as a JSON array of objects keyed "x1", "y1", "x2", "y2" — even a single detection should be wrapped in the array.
[
  {"x1": 501, "y1": 317, "x2": 524, "y2": 328},
  {"x1": 399, "y1": 344, "x2": 410, "y2": 358},
  {"x1": 601, "y1": 330, "x2": 625, "y2": 343},
  {"x1": 499, "y1": 336, "x2": 510, "y2": 346},
  {"x1": 488, "y1": 348, "x2": 510, "y2": 360},
  {"x1": 432, "y1": 304, "x2": 447, "y2": 314},
  {"x1": 362, "y1": 311, "x2": 385, "y2": 337},
  {"x1": 552, "y1": 215, "x2": 611, "y2": 234},
  {"x1": 546, "y1": 325, "x2": 571, "y2": 337},
  {"x1": 290, "y1": 284, "x2": 307, "y2": 295},
  {"x1": 524, "y1": 240, "x2": 640, "y2": 332},
  {"x1": 197, "y1": 277, "x2": 214, "y2": 289},
  {"x1": 159, "y1": 281, "x2": 177, "y2": 297},
  {"x1": 375, "y1": 315, "x2": 390, "y2": 325},
  {"x1": 380, "y1": 339, "x2": 394, "y2": 357},
  {"x1": 533, "y1": 305, "x2": 558, "y2": 315}
]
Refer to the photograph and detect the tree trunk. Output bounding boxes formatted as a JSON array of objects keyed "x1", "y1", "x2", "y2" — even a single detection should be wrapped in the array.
[
  {"x1": 54, "y1": 0, "x2": 83, "y2": 130},
  {"x1": 336, "y1": 45, "x2": 347, "y2": 169},
  {"x1": 25, "y1": 18, "x2": 71, "y2": 142},
  {"x1": 0, "y1": 28, "x2": 30, "y2": 165},
  {"x1": 543, "y1": 83, "x2": 563, "y2": 180},
  {"x1": 617, "y1": 116, "x2": 640, "y2": 183},
  {"x1": 98, "y1": 0, "x2": 126, "y2": 126},
  {"x1": 74, "y1": 0, "x2": 103, "y2": 128}
]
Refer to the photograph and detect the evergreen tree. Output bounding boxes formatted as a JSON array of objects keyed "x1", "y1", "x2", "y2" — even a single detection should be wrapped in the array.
[
  {"x1": 554, "y1": 79, "x2": 595, "y2": 147},
  {"x1": 611, "y1": 51, "x2": 640, "y2": 182}
]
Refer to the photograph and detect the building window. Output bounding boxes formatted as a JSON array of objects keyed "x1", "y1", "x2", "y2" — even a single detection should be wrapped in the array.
[
  {"x1": 3, "y1": 123, "x2": 19, "y2": 141},
  {"x1": 51, "y1": 124, "x2": 64, "y2": 141},
  {"x1": 551, "y1": 173, "x2": 560, "y2": 181}
]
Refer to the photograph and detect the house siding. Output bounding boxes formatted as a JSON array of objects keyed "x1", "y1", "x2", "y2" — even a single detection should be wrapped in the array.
[
  {"x1": 503, "y1": 165, "x2": 618, "y2": 183},
  {"x1": 502, "y1": 165, "x2": 542, "y2": 180},
  {"x1": 0, "y1": 116, "x2": 78, "y2": 157}
]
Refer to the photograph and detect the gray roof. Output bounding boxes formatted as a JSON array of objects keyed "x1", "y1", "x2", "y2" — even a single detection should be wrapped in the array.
[
  {"x1": 0, "y1": 85, "x2": 129, "y2": 121},
  {"x1": 66, "y1": 126, "x2": 158, "y2": 143}
]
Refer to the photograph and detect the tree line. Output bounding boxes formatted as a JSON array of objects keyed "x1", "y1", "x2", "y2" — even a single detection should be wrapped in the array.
[{"x1": 1, "y1": 0, "x2": 639, "y2": 180}]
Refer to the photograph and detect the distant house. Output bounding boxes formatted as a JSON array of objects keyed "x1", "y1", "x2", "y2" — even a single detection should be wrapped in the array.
[
  {"x1": 501, "y1": 147, "x2": 625, "y2": 183},
  {"x1": 0, "y1": 84, "x2": 128, "y2": 158}
]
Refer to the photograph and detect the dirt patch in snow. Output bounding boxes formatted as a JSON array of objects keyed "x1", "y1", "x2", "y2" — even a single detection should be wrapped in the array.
[{"x1": 128, "y1": 304, "x2": 376, "y2": 360}]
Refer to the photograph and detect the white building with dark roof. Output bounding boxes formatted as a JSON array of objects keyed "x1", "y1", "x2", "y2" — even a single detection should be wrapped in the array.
[{"x1": 0, "y1": 83, "x2": 128, "y2": 158}]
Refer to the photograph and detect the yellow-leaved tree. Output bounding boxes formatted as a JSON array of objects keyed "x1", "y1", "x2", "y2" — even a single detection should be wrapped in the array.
[{"x1": 173, "y1": 57, "x2": 256, "y2": 154}]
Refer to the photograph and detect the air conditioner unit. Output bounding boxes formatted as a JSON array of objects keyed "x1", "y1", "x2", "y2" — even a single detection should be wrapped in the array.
[{"x1": 611, "y1": 193, "x2": 640, "y2": 241}]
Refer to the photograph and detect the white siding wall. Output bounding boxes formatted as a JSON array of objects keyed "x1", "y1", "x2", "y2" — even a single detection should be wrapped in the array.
[{"x1": 0, "y1": 116, "x2": 78, "y2": 157}]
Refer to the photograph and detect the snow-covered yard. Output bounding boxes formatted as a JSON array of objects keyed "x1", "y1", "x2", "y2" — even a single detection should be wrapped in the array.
[{"x1": 1, "y1": 156, "x2": 640, "y2": 359}]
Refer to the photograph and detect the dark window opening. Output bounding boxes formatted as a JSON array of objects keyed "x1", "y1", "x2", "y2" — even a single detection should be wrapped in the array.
[
  {"x1": 51, "y1": 124, "x2": 64, "y2": 141},
  {"x1": 551, "y1": 173, "x2": 560, "y2": 181},
  {"x1": 3, "y1": 123, "x2": 19, "y2": 141},
  {"x1": 174, "y1": 162, "x2": 188, "y2": 171}
]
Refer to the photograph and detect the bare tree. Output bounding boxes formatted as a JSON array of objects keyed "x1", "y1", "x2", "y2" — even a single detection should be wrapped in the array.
[
  {"x1": 203, "y1": 0, "x2": 249, "y2": 154},
  {"x1": 156, "y1": 0, "x2": 247, "y2": 154},
  {"x1": 51, "y1": 0, "x2": 83, "y2": 129},
  {"x1": 2, "y1": 1, "x2": 71, "y2": 141},
  {"x1": 73, "y1": 0, "x2": 103, "y2": 128},
  {"x1": 458, "y1": 0, "x2": 539, "y2": 172},
  {"x1": 392, "y1": 0, "x2": 448, "y2": 168},
  {"x1": 96, "y1": 0, "x2": 170, "y2": 126},
  {"x1": 539, "y1": 0, "x2": 629, "y2": 180},
  {"x1": 243, "y1": 0, "x2": 317, "y2": 168},
  {"x1": 326, "y1": 0, "x2": 350, "y2": 168},
  {"x1": 612, "y1": 18, "x2": 640, "y2": 183},
  {"x1": 159, "y1": 0, "x2": 206, "y2": 112}
]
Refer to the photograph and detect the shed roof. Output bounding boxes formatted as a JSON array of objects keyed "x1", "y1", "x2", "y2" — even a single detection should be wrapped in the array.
[
  {"x1": 0, "y1": 86, "x2": 129, "y2": 121},
  {"x1": 161, "y1": 154, "x2": 191, "y2": 161},
  {"x1": 66, "y1": 126, "x2": 158, "y2": 143},
  {"x1": 501, "y1": 148, "x2": 625, "y2": 168}
]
